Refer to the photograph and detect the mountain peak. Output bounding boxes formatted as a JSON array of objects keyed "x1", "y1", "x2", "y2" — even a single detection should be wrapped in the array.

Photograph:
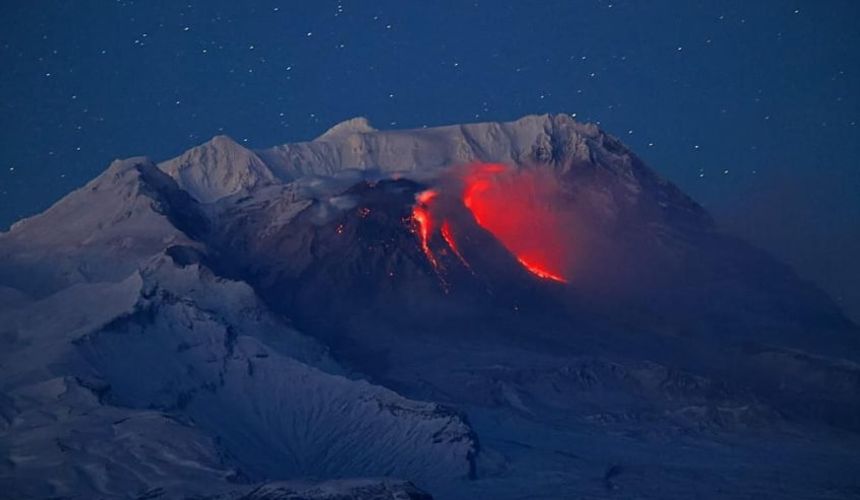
[
  {"x1": 207, "y1": 133, "x2": 243, "y2": 147},
  {"x1": 316, "y1": 117, "x2": 377, "y2": 141},
  {"x1": 159, "y1": 134, "x2": 275, "y2": 203},
  {"x1": 257, "y1": 113, "x2": 617, "y2": 183},
  {"x1": 3, "y1": 113, "x2": 860, "y2": 499}
]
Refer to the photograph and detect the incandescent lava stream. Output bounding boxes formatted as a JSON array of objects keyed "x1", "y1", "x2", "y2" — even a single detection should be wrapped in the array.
[{"x1": 410, "y1": 163, "x2": 571, "y2": 284}]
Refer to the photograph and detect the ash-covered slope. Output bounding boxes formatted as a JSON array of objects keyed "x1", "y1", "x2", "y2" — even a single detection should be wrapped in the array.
[{"x1": 2, "y1": 114, "x2": 859, "y2": 499}]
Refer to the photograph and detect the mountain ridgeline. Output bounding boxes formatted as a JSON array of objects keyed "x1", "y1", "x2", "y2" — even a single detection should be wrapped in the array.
[{"x1": 1, "y1": 114, "x2": 858, "y2": 499}]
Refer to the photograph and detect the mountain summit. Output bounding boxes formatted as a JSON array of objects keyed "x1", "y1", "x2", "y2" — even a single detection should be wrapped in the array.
[
  {"x1": 1, "y1": 115, "x2": 858, "y2": 499},
  {"x1": 160, "y1": 134, "x2": 276, "y2": 203},
  {"x1": 317, "y1": 116, "x2": 378, "y2": 140}
]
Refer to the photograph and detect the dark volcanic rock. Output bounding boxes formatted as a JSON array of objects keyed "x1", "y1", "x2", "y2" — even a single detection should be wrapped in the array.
[{"x1": 1, "y1": 114, "x2": 858, "y2": 499}]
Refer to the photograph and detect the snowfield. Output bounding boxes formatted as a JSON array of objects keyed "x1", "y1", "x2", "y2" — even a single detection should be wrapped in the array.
[{"x1": 2, "y1": 114, "x2": 859, "y2": 499}]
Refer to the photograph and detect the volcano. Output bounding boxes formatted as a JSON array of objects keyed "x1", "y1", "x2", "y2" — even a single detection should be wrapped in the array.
[{"x1": 1, "y1": 114, "x2": 859, "y2": 499}]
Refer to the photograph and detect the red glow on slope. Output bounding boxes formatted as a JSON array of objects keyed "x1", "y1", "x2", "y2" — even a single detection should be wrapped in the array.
[
  {"x1": 463, "y1": 163, "x2": 505, "y2": 226},
  {"x1": 516, "y1": 257, "x2": 568, "y2": 283},
  {"x1": 462, "y1": 163, "x2": 570, "y2": 283},
  {"x1": 410, "y1": 166, "x2": 571, "y2": 284},
  {"x1": 417, "y1": 189, "x2": 438, "y2": 205},
  {"x1": 412, "y1": 190, "x2": 439, "y2": 269},
  {"x1": 441, "y1": 220, "x2": 470, "y2": 270}
]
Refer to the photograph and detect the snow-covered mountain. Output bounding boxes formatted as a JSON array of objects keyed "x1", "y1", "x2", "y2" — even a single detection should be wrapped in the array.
[{"x1": 1, "y1": 114, "x2": 859, "y2": 499}]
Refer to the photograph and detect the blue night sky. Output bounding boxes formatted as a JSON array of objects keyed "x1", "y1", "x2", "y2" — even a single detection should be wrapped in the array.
[{"x1": 1, "y1": 0, "x2": 859, "y2": 319}]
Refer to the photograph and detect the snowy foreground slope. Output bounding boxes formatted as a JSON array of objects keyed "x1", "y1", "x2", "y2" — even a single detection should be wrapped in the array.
[{"x1": 2, "y1": 114, "x2": 860, "y2": 499}]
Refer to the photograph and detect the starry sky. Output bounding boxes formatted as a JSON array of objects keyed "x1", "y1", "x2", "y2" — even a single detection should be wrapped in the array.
[{"x1": 1, "y1": 0, "x2": 859, "y2": 320}]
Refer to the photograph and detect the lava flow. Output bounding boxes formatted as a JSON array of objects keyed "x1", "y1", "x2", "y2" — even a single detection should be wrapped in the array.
[
  {"x1": 462, "y1": 163, "x2": 570, "y2": 283},
  {"x1": 411, "y1": 189, "x2": 472, "y2": 279},
  {"x1": 515, "y1": 256, "x2": 567, "y2": 283},
  {"x1": 410, "y1": 162, "x2": 571, "y2": 284},
  {"x1": 440, "y1": 220, "x2": 471, "y2": 270},
  {"x1": 412, "y1": 189, "x2": 439, "y2": 269}
]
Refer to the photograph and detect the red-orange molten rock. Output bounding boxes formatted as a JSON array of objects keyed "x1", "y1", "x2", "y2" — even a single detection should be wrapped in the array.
[
  {"x1": 462, "y1": 163, "x2": 569, "y2": 283},
  {"x1": 412, "y1": 189, "x2": 439, "y2": 270}
]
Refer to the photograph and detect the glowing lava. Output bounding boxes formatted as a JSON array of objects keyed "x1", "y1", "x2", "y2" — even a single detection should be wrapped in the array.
[
  {"x1": 441, "y1": 220, "x2": 471, "y2": 270},
  {"x1": 516, "y1": 256, "x2": 567, "y2": 283},
  {"x1": 462, "y1": 163, "x2": 570, "y2": 283},
  {"x1": 410, "y1": 164, "x2": 570, "y2": 285},
  {"x1": 412, "y1": 190, "x2": 439, "y2": 269},
  {"x1": 411, "y1": 189, "x2": 471, "y2": 278}
]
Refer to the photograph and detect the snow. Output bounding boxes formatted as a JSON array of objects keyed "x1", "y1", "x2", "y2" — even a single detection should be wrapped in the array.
[
  {"x1": 159, "y1": 135, "x2": 276, "y2": 203},
  {"x1": 1, "y1": 254, "x2": 476, "y2": 498},
  {"x1": 1, "y1": 114, "x2": 859, "y2": 499}
]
